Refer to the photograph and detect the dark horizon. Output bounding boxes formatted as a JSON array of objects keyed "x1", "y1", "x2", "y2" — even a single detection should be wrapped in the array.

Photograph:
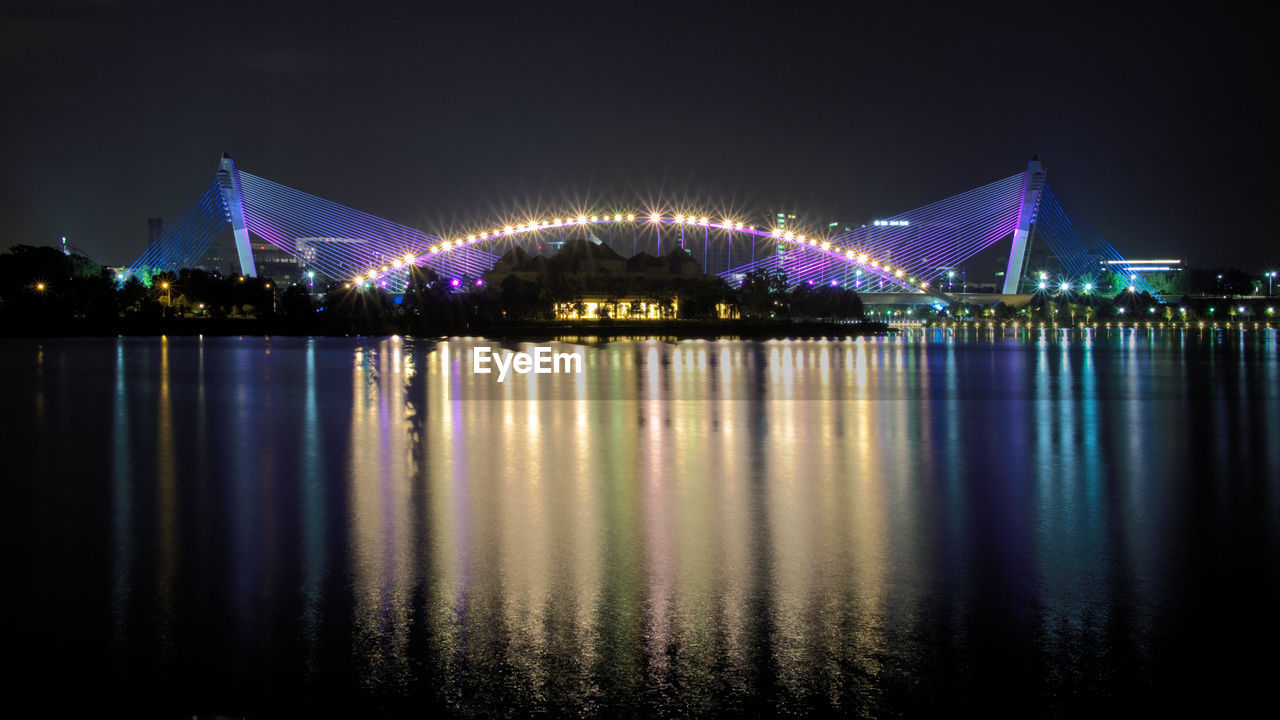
[{"x1": 1, "y1": 2, "x2": 1271, "y2": 271}]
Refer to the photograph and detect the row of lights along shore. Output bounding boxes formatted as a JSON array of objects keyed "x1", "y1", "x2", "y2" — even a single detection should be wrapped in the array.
[
  {"x1": 1034, "y1": 271, "x2": 1150, "y2": 295},
  {"x1": 921, "y1": 321, "x2": 1275, "y2": 330},
  {"x1": 347, "y1": 213, "x2": 927, "y2": 291}
]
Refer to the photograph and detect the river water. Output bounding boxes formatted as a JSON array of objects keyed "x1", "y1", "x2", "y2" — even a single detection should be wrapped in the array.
[{"x1": 4, "y1": 330, "x2": 1277, "y2": 717}]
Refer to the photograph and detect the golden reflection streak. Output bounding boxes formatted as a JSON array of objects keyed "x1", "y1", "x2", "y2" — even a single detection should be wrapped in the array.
[
  {"x1": 765, "y1": 342, "x2": 813, "y2": 695},
  {"x1": 348, "y1": 339, "x2": 414, "y2": 688},
  {"x1": 422, "y1": 341, "x2": 470, "y2": 695},
  {"x1": 416, "y1": 338, "x2": 924, "y2": 705},
  {"x1": 156, "y1": 335, "x2": 176, "y2": 659},
  {"x1": 669, "y1": 388, "x2": 717, "y2": 699},
  {"x1": 643, "y1": 343, "x2": 676, "y2": 681},
  {"x1": 498, "y1": 343, "x2": 551, "y2": 695},
  {"x1": 568, "y1": 351, "x2": 604, "y2": 686},
  {"x1": 111, "y1": 339, "x2": 132, "y2": 651},
  {"x1": 844, "y1": 339, "x2": 894, "y2": 684},
  {"x1": 551, "y1": 360, "x2": 605, "y2": 697},
  {"x1": 766, "y1": 339, "x2": 901, "y2": 698},
  {"x1": 712, "y1": 345, "x2": 752, "y2": 690},
  {"x1": 427, "y1": 340, "x2": 617, "y2": 703}
]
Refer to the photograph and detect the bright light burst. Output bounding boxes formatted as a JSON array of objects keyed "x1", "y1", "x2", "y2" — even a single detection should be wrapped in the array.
[{"x1": 351, "y1": 204, "x2": 933, "y2": 293}]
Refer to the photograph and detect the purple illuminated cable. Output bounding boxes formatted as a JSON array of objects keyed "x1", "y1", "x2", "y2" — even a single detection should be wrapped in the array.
[
  {"x1": 745, "y1": 177, "x2": 1023, "y2": 291},
  {"x1": 863, "y1": 178, "x2": 1021, "y2": 279},
  {"x1": 240, "y1": 181, "x2": 418, "y2": 266},
  {"x1": 238, "y1": 171, "x2": 443, "y2": 273},
  {"x1": 237, "y1": 173, "x2": 497, "y2": 283},
  {"x1": 824, "y1": 172, "x2": 1025, "y2": 281},
  {"x1": 239, "y1": 171, "x2": 431, "y2": 251}
]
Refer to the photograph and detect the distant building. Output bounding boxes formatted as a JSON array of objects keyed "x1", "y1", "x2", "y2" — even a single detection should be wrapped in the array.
[
  {"x1": 554, "y1": 297, "x2": 678, "y2": 320},
  {"x1": 196, "y1": 242, "x2": 230, "y2": 275},
  {"x1": 252, "y1": 243, "x2": 303, "y2": 283},
  {"x1": 147, "y1": 217, "x2": 163, "y2": 246},
  {"x1": 1101, "y1": 258, "x2": 1184, "y2": 295}
]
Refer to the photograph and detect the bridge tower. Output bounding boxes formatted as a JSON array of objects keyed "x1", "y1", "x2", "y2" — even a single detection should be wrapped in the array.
[
  {"x1": 1001, "y1": 156, "x2": 1047, "y2": 294},
  {"x1": 215, "y1": 153, "x2": 257, "y2": 278}
]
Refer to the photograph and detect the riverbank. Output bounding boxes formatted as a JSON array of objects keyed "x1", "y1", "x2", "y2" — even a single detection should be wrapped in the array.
[{"x1": 0, "y1": 316, "x2": 895, "y2": 340}]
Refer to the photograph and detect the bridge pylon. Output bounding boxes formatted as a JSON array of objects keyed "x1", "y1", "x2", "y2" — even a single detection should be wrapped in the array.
[
  {"x1": 1001, "y1": 156, "x2": 1046, "y2": 294},
  {"x1": 215, "y1": 153, "x2": 257, "y2": 278}
]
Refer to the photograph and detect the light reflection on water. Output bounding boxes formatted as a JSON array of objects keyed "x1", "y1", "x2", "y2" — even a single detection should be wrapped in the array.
[{"x1": 3, "y1": 329, "x2": 1278, "y2": 716}]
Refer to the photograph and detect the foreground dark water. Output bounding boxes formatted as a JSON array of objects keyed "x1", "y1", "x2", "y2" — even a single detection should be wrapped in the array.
[{"x1": 3, "y1": 330, "x2": 1277, "y2": 717}]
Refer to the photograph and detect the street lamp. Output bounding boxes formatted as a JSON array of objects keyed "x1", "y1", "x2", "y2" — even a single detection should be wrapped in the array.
[{"x1": 1267, "y1": 271, "x2": 1276, "y2": 296}]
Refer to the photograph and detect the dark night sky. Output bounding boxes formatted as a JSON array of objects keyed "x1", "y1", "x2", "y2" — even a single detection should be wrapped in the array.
[{"x1": 1, "y1": 0, "x2": 1271, "y2": 270}]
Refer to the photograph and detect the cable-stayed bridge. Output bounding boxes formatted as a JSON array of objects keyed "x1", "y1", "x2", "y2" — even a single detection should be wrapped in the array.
[{"x1": 123, "y1": 155, "x2": 1161, "y2": 301}]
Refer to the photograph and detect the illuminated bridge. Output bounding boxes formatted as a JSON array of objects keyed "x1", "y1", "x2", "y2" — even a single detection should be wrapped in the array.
[{"x1": 123, "y1": 155, "x2": 1161, "y2": 301}]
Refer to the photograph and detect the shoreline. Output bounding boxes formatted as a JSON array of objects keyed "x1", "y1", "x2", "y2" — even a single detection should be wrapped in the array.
[
  {"x1": 0, "y1": 318, "x2": 897, "y2": 340},
  {"x1": 4, "y1": 317, "x2": 1275, "y2": 340}
]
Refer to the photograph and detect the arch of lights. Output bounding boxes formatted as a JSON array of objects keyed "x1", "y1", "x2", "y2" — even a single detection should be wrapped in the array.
[{"x1": 350, "y1": 212, "x2": 931, "y2": 294}]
